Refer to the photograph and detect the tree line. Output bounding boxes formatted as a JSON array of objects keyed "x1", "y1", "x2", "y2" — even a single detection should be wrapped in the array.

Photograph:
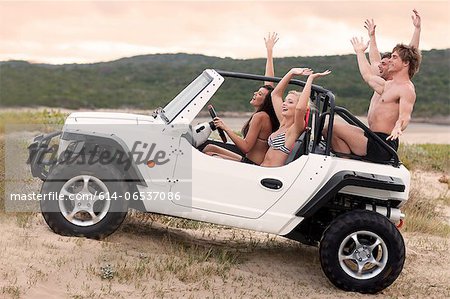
[{"x1": 0, "y1": 49, "x2": 448, "y2": 117}]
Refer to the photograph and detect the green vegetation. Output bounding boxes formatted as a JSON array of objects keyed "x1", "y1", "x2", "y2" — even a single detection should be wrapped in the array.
[
  {"x1": 151, "y1": 240, "x2": 240, "y2": 282},
  {"x1": 398, "y1": 143, "x2": 450, "y2": 237},
  {"x1": 0, "y1": 110, "x2": 66, "y2": 214},
  {"x1": 398, "y1": 143, "x2": 449, "y2": 172},
  {"x1": 1, "y1": 285, "x2": 21, "y2": 299},
  {"x1": 93, "y1": 234, "x2": 241, "y2": 284},
  {"x1": 1, "y1": 49, "x2": 449, "y2": 116},
  {"x1": 0, "y1": 109, "x2": 67, "y2": 134},
  {"x1": 129, "y1": 211, "x2": 223, "y2": 230},
  {"x1": 0, "y1": 139, "x2": 3, "y2": 212},
  {"x1": 403, "y1": 190, "x2": 450, "y2": 237}
]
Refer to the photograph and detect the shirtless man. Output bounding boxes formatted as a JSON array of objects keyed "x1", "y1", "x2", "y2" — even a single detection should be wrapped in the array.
[
  {"x1": 366, "y1": 9, "x2": 421, "y2": 80},
  {"x1": 325, "y1": 10, "x2": 422, "y2": 162}
]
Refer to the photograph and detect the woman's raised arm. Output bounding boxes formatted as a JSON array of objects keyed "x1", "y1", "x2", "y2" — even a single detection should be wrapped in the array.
[
  {"x1": 293, "y1": 70, "x2": 331, "y2": 135},
  {"x1": 263, "y1": 32, "x2": 279, "y2": 87},
  {"x1": 272, "y1": 68, "x2": 311, "y2": 122}
]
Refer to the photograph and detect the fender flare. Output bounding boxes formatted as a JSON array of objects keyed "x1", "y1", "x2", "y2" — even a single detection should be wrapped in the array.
[{"x1": 60, "y1": 130, "x2": 147, "y2": 187}]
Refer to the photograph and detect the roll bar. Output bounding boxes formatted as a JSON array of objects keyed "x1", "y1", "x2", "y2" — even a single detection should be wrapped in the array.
[
  {"x1": 216, "y1": 70, "x2": 330, "y2": 94},
  {"x1": 215, "y1": 70, "x2": 400, "y2": 167}
]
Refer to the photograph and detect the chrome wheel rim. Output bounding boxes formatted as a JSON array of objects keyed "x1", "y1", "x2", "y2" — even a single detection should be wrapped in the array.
[
  {"x1": 58, "y1": 175, "x2": 110, "y2": 227},
  {"x1": 338, "y1": 230, "x2": 388, "y2": 280}
]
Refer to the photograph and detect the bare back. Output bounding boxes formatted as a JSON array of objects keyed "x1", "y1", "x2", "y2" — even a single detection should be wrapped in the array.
[{"x1": 245, "y1": 112, "x2": 272, "y2": 164}]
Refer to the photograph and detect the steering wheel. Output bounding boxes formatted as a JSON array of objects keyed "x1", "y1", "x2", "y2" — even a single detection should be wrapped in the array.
[{"x1": 208, "y1": 105, "x2": 227, "y2": 143}]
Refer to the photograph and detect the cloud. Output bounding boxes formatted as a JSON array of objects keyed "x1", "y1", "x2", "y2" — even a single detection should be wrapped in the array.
[{"x1": 0, "y1": 1, "x2": 448, "y2": 64}]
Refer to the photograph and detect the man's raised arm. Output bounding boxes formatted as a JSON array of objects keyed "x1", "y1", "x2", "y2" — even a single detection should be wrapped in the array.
[
  {"x1": 365, "y1": 18, "x2": 382, "y2": 74},
  {"x1": 350, "y1": 37, "x2": 385, "y2": 94},
  {"x1": 409, "y1": 9, "x2": 421, "y2": 49}
]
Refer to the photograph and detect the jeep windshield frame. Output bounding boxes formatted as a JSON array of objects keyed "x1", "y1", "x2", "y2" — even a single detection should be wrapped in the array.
[
  {"x1": 216, "y1": 70, "x2": 400, "y2": 167},
  {"x1": 162, "y1": 71, "x2": 214, "y2": 123}
]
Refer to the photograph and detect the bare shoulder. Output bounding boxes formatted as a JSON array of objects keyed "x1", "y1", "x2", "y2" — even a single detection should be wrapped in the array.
[
  {"x1": 391, "y1": 80, "x2": 415, "y2": 95},
  {"x1": 251, "y1": 112, "x2": 270, "y2": 123},
  {"x1": 395, "y1": 81, "x2": 416, "y2": 103},
  {"x1": 400, "y1": 81, "x2": 416, "y2": 95},
  {"x1": 394, "y1": 79, "x2": 415, "y2": 89}
]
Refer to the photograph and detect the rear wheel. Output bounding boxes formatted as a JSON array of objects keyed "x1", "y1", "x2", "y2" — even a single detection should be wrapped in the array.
[
  {"x1": 40, "y1": 160, "x2": 129, "y2": 239},
  {"x1": 319, "y1": 210, "x2": 405, "y2": 294}
]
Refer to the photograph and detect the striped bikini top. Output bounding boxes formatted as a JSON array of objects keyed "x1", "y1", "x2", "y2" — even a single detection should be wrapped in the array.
[{"x1": 268, "y1": 131, "x2": 291, "y2": 155}]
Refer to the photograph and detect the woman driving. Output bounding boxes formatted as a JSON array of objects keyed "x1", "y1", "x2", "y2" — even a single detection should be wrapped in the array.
[{"x1": 203, "y1": 32, "x2": 280, "y2": 165}]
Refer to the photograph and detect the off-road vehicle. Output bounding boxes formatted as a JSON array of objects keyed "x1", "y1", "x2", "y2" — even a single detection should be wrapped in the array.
[{"x1": 28, "y1": 70, "x2": 409, "y2": 293}]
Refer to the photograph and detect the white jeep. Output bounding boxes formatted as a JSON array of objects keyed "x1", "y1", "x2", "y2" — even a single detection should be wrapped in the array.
[{"x1": 28, "y1": 69, "x2": 409, "y2": 293}]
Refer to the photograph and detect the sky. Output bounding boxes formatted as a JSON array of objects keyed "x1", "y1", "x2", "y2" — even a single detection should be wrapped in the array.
[{"x1": 0, "y1": 0, "x2": 449, "y2": 64}]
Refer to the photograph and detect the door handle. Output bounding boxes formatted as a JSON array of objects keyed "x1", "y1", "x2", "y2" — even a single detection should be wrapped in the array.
[{"x1": 261, "y1": 178, "x2": 283, "y2": 190}]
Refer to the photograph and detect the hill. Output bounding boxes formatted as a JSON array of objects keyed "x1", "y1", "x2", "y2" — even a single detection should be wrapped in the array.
[{"x1": 0, "y1": 49, "x2": 449, "y2": 116}]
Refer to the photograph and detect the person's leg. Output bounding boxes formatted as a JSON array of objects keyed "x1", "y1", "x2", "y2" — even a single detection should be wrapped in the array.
[
  {"x1": 205, "y1": 152, "x2": 243, "y2": 162},
  {"x1": 323, "y1": 122, "x2": 368, "y2": 156},
  {"x1": 204, "y1": 144, "x2": 243, "y2": 161},
  {"x1": 199, "y1": 139, "x2": 243, "y2": 155}
]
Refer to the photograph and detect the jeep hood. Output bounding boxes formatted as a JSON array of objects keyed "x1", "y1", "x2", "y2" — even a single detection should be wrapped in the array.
[{"x1": 65, "y1": 112, "x2": 163, "y2": 125}]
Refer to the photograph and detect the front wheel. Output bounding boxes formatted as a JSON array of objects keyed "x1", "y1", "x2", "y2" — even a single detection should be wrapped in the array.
[
  {"x1": 40, "y1": 160, "x2": 129, "y2": 239},
  {"x1": 319, "y1": 210, "x2": 405, "y2": 294}
]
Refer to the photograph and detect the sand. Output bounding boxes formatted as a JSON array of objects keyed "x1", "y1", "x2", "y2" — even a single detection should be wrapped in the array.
[{"x1": 0, "y1": 170, "x2": 449, "y2": 299}]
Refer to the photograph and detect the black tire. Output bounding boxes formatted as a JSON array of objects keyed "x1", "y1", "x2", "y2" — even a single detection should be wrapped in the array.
[
  {"x1": 319, "y1": 210, "x2": 405, "y2": 294},
  {"x1": 40, "y1": 159, "x2": 129, "y2": 239}
]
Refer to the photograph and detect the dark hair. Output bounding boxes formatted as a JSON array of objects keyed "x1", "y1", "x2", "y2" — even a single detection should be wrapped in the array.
[
  {"x1": 381, "y1": 52, "x2": 392, "y2": 59},
  {"x1": 241, "y1": 85, "x2": 280, "y2": 137},
  {"x1": 392, "y1": 44, "x2": 422, "y2": 78}
]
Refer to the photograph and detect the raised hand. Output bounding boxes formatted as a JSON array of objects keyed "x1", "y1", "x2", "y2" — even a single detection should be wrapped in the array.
[
  {"x1": 411, "y1": 9, "x2": 421, "y2": 29},
  {"x1": 290, "y1": 67, "x2": 313, "y2": 76},
  {"x1": 310, "y1": 70, "x2": 332, "y2": 79},
  {"x1": 264, "y1": 32, "x2": 279, "y2": 52},
  {"x1": 364, "y1": 19, "x2": 376, "y2": 37},
  {"x1": 351, "y1": 37, "x2": 369, "y2": 53}
]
